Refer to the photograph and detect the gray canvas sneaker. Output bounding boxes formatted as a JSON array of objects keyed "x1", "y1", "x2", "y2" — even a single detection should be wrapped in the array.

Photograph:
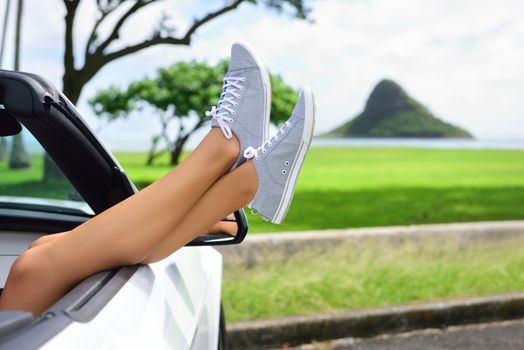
[
  {"x1": 207, "y1": 41, "x2": 271, "y2": 169},
  {"x1": 244, "y1": 88, "x2": 316, "y2": 224}
]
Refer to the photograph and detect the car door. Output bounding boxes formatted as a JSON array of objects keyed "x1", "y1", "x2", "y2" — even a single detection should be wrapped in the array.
[{"x1": 0, "y1": 70, "x2": 247, "y2": 349}]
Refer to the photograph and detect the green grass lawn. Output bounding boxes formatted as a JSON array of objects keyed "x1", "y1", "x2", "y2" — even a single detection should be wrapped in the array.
[
  {"x1": 0, "y1": 155, "x2": 44, "y2": 184},
  {"x1": 2, "y1": 147, "x2": 524, "y2": 232},
  {"x1": 116, "y1": 147, "x2": 524, "y2": 232},
  {"x1": 222, "y1": 234, "x2": 524, "y2": 322},
  {"x1": 2, "y1": 147, "x2": 523, "y2": 321},
  {"x1": 0, "y1": 155, "x2": 75, "y2": 199}
]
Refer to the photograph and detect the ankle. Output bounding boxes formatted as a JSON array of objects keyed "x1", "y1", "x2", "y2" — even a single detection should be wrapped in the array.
[{"x1": 204, "y1": 128, "x2": 240, "y2": 164}]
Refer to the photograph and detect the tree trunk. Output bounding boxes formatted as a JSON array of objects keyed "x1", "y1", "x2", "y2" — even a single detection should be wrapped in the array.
[
  {"x1": 0, "y1": 0, "x2": 11, "y2": 67},
  {"x1": 42, "y1": 1, "x2": 82, "y2": 181},
  {"x1": 62, "y1": 74, "x2": 83, "y2": 104},
  {"x1": 8, "y1": 0, "x2": 31, "y2": 171},
  {"x1": 146, "y1": 150, "x2": 157, "y2": 166},
  {"x1": 9, "y1": 133, "x2": 30, "y2": 169},
  {"x1": 13, "y1": 0, "x2": 22, "y2": 70},
  {"x1": 146, "y1": 135, "x2": 162, "y2": 165},
  {"x1": 170, "y1": 134, "x2": 190, "y2": 166},
  {"x1": 0, "y1": 137, "x2": 8, "y2": 161}
]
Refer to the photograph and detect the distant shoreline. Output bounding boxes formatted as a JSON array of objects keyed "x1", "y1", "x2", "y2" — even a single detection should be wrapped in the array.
[
  {"x1": 16, "y1": 134, "x2": 524, "y2": 154},
  {"x1": 311, "y1": 137, "x2": 524, "y2": 150}
]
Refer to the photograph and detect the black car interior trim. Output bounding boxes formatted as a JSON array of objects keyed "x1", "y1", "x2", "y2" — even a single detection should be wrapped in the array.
[
  {"x1": 0, "y1": 208, "x2": 89, "y2": 233},
  {"x1": 0, "y1": 108, "x2": 22, "y2": 136},
  {"x1": 0, "y1": 70, "x2": 136, "y2": 213},
  {"x1": 0, "y1": 202, "x2": 92, "y2": 217}
]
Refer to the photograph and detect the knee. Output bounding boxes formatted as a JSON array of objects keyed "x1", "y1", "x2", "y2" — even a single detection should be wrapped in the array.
[{"x1": 9, "y1": 250, "x2": 50, "y2": 285}]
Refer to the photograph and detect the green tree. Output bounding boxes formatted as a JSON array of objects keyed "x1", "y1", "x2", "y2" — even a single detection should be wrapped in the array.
[
  {"x1": 89, "y1": 60, "x2": 298, "y2": 166},
  {"x1": 269, "y1": 73, "x2": 299, "y2": 126},
  {"x1": 61, "y1": 0, "x2": 311, "y2": 104},
  {"x1": 42, "y1": 0, "x2": 311, "y2": 180}
]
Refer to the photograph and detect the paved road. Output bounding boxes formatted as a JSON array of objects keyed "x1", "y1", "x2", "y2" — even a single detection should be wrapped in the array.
[{"x1": 287, "y1": 319, "x2": 524, "y2": 350}]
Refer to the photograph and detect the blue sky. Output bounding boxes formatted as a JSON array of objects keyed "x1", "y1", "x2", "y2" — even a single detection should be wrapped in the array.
[{"x1": 1, "y1": 0, "x2": 523, "y2": 150}]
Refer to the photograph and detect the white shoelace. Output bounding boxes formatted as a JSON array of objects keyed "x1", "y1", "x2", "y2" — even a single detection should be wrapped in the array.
[
  {"x1": 206, "y1": 76, "x2": 246, "y2": 139},
  {"x1": 244, "y1": 121, "x2": 292, "y2": 160}
]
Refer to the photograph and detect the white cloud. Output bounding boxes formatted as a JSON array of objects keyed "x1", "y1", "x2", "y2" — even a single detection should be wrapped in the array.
[
  {"x1": 5, "y1": 0, "x2": 524, "y2": 148},
  {"x1": 164, "y1": 0, "x2": 524, "y2": 138}
]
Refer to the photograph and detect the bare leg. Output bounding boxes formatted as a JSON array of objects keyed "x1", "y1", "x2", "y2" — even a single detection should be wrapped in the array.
[
  {"x1": 27, "y1": 212, "x2": 238, "y2": 250},
  {"x1": 143, "y1": 161, "x2": 258, "y2": 264},
  {"x1": 0, "y1": 129, "x2": 242, "y2": 315}
]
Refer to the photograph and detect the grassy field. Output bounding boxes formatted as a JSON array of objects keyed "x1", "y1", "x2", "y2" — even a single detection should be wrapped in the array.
[
  {"x1": 2, "y1": 147, "x2": 524, "y2": 321},
  {"x1": 0, "y1": 155, "x2": 75, "y2": 198},
  {"x1": 222, "y1": 235, "x2": 524, "y2": 322},
  {"x1": 2, "y1": 147, "x2": 524, "y2": 232},
  {"x1": 116, "y1": 147, "x2": 524, "y2": 232}
]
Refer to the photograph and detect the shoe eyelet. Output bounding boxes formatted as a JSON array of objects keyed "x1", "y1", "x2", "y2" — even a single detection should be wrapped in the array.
[
  {"x1": 242, "y1": 77, "x2": 247, "y2": 82},
  {"x1": 262, "y1": 150, "x2": 266, "y2": 154},
  {"x1": 285, "y1": 161, "x2": 290, "y2": 166},
  {"x1": 232, "y1": 111, "x2": 236, "y2": 115},
  {"x1": 255, "y1": 156, "x2": 260, "y2": 160},
  {"x1": 282, "y1": 170, "x2": 287, "y2": 175},
  {"x1": 239, "y1": 86, "x2": 244, "y2": 91}
]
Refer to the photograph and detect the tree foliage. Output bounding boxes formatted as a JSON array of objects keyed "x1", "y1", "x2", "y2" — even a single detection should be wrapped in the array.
[
  {"x1": 269, "y1": 73, "x2": 299, "y2": 126},
  {"x1": 42, "y1": 0, "x2": 311, "y2": 180},
  {"x1": 89, "y1": 59, "x2": 298, "y2": 165},
  {"x1": 62, "y1": 0, "x2": 311, "y2": 103}
]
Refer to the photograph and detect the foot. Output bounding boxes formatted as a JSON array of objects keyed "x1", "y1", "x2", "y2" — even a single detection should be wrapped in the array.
[
  {"x1": 207, "y1": 41, "x2": 271, "y2": 170},
  {"x1": 244, "y1": 88, "x2": 316, "y2": 224}
]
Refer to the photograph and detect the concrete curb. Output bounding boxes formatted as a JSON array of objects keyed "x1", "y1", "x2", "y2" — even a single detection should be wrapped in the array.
[
  {"x1": 226, "y1": 292, "x2": 524, "y2": 350},
  {"x1": 217, "y1": 221, "x2": 524, "y2": 267}
]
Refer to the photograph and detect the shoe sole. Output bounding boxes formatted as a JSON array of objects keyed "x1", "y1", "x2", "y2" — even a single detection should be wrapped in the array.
[
  {"x1": 235, "y1": 41, "x2": 271, "y2": 141},
  {"x1": 272, "y1": 87, "x2": 316, "y2": 224}
]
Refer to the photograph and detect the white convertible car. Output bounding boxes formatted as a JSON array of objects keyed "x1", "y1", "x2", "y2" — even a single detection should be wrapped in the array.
[{"x1": 0, "y1": 70, "x2": 248, "y2": 349}]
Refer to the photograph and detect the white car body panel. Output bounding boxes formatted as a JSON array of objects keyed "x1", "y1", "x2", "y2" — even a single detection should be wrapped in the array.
[{"x1": 39, "y1": 247, "x2": 222, "y2": 350}]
